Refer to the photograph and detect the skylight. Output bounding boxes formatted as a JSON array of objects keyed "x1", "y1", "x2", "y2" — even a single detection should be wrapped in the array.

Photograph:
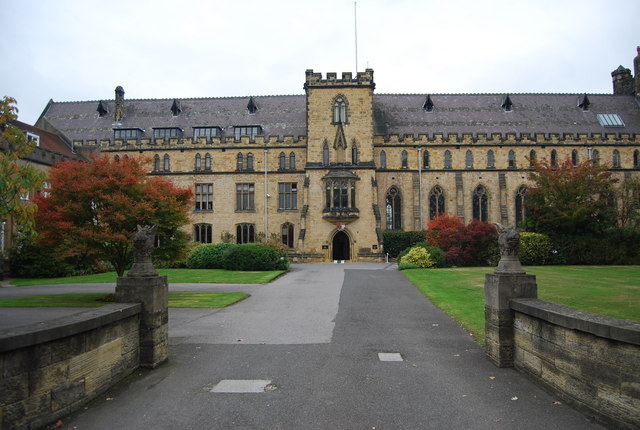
[{"x1": 596, "y1": 113, "x2": 625, "y2": 127}]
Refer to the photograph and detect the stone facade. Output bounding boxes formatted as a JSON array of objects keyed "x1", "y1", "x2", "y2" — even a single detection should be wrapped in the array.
[{"x1": 35, "y1": 51, "x2": 640, "y2": 262}]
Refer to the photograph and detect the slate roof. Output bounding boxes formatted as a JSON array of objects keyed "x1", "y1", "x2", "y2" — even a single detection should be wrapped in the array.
[
  {"x1": 10, "y1": 120, "x2": 77, "y2": 160},
  {"x1": 38, "y1": 91, "x2": 640, "y2": 143}
]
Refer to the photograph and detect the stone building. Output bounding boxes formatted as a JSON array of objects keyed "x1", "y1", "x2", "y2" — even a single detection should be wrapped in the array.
[{"x1": 34, "y1": 49, "x2": 640, "y2": 262}]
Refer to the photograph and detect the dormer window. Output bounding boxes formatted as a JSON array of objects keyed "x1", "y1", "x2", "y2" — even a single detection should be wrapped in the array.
[
  {"x1": 114, "y1": 128, "x2": 142, "y2": 140},
  {"x1": 171, "y1": 99, "x2": 182, "y2": 116},
  {"x1": 26, "y1": 131, "x2": 40, "y2": 147},
  {"x1": 247, "y1": 97, "x2": 258, "y2": 114},
  {"x1": 578, "y1": 94, "x2": 590, "y2": 111},
  {"x1": 193, "y1": 127, "x2": 221, "y2": 141},
  {"x1": 501, "y1": 95, "x2": 513, "y2": 112},
  {"x1": 423, "y1": 95, "x2": 434, "y2": 112},
  {"x1": 153, "y1": 127, "x2": 182, "y2": 139},
  {"x1": 234, "y1": 126, "x2": 261, "y2": 142},
  {"x1": 333, "y1": 96, "x2": 347, "y2": 123},
  {"x1": 97, "y1": 101, "x2": 109, "y2": 117}
]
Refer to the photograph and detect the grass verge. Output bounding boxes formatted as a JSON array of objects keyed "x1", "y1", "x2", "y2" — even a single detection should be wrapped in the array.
[
  {"x1": 0, "y1": 292, "x2": 249, "y2": 308},
  {"x1": 10, "y1": 269, "x2": 285, "y2": 286},
  {"x1": 402, "y1": 265, "x2": 640, "y2": 346}
]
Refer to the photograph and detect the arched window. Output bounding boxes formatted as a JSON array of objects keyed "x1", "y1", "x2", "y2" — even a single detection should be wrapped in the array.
[
  {"x1": 279, "y1": 152, "x2": 286, "y2": 170},
  {"x1": 205, "y1": 153, "x2": 212, "y2": 171},
  {"x1": 634, "y1": 150, "x2": 640, "y2": 168},
  {"x1": 444, "y1": 150, "x2": 452, "y2": 169},
  {"x1": 613, "y1": 150, "x2": 621, "y2": 168},
  {"x1": 423, "y1": 150, "x2": 430, "y2": 169},
  {"x1": 163, "y1": 154, "x2": 170, "y2": 171},
  {"x1": 236, "y1": 223, "x2": 255, "y2": 244},
  {"x1": 515, "y1": 186, "x2": 526, "y2": 227},
  {"x1": 487, "y1": 150, "x2": 495, "y2": 168},
  {"x1": 352, "y1": 144, "x2": 358, "y2": 165},
  {"x1": 385, "y1": 187, "x2": 402, "y2": 230},
  {"x1": 195, "y1": 153, "x2": 201, "y2": 171},
  {"x1": 153, "y1": 154, "x2": 160, "y2": 171},
  {"x1": 236, "y1": 153, "x2": 244, "y2": 171},
  {"x1": 113, "y1": 155, "x2": 120, "y2": 162},
  {"x1": 193, "y1": 223, "x2": 212, "y2": 244},
  {"x1": 289, "y1": 152, "x2": 296, "y2": 170},
  {"x1": 571, "y1": 149, "x2": 578, "y2": 166},
  {"x1": 529, "y1": 150, "x2": 536, "y2": 167},
  {"x1": 281, "y1": 222, "x2": 294, "y2": 248},
  {"x1": 401, "y1": 150, "x2": 408, "y2": 169},
  {"x1": 551, "y1": 150, "x2": 558, "y2": 167},
  {"x1": 592, "y1": 149, "x2": 600, "y2": 165},
  {"x1": 323, "y1": 143, "x2": 329, "y2": 166},
  {"x1": 429, "y1": 186, "x2": 445, "y2": 220},
  {"x1": 472, "y1": 185, "x2": 488, "y2": 221},
  {"x1": 465, "y1": 150, "x2": 473, "y2": 169},
  {"x1": 247, "y1": 153, "x2": 254, "y2": 170},
  {"x1": 380, "y1": 150, "x2": 387, "y2": 169},
  {"x1": 333, "y1": 96, "x2": 347, "y2": 123},
  {"x1": 508, "y1": 150, "x2": 516, "y2": 169}
]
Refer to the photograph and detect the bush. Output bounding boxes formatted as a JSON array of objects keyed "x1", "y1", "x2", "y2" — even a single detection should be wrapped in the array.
[
  {"x1": 222, "y1": 243, "x2": 289, "y2": 271},
  {"x1": 519, "y1": 232, "x2": 552, "y2": 265},
  {"x1": 427, "y1": 215, "x2": 498, "y2": 266},
  {"x1": 552, "y1": 229, "x2": 640, "y2": 265},
  {"x1": 8, "y1": 241, "x2": 74, "y2": 278},
  {"x1": 399, "y1": 247, "x2": 435, "y2": 268},
  {"x1": 383, "y1": 231, "x2": 426, "y2": 258},
  {"x1": 187, "y1": 243, "x2": 237, "y2": 269},
  {"x1": 398, "y1": 241, "x2": 446, "y2": 268}
]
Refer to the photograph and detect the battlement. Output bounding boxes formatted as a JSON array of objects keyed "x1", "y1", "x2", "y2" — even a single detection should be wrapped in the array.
[
  {"x1": 72, "y1": 134, "x2": 307, "y2": 150},
  {"x1": 374, "y1": 132, "x2": 638, "y2": 145},
  {"x1": 304, "y1": 69, "x2": 375, "y2": 89}
]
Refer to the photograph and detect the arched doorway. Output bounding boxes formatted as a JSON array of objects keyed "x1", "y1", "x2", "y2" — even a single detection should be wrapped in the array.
[{"x1": 332, "y1": 231, "x2": 350, "y2": 260}]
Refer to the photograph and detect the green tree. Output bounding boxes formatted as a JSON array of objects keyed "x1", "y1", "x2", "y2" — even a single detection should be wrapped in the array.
[
  {"x1": 0, "y1": 97, "x2": 46, "y2": 237},
  {"x1": 523, "y1": 157, "x2": 617, "y2": 236},
  {"x1": 615, "y1": 176, "x2": 640, "y2": 229},
  {"x1": 33, "y1": 155, "x2": 192, "y2": 276}
]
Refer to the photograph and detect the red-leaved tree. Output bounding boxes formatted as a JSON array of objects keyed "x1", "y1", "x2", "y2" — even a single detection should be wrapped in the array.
[
  {"x1": 426, "y1": 214, "x2": 498, "y2": 266},
  {"x1": 34, "y1": 155, "x2": 192, "y2": 276}
]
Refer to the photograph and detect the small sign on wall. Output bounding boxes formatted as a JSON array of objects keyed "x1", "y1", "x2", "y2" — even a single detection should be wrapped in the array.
[
  {"x1": 322, "y1": 245, "x2": 329, "y2": 250},
  {"x1": 372, "y1": 245, "x2": 378, "y2": 249}
]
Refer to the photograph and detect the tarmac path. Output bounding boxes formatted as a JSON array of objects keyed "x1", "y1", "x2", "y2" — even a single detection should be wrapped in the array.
[{"x1": 1, "y1": 263, "x2": 599, "y2": 429}]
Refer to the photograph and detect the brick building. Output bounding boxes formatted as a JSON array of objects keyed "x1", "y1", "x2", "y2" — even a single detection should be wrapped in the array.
[{"x1": 34, "y1": 49, "x2": 640, "y2": 262}]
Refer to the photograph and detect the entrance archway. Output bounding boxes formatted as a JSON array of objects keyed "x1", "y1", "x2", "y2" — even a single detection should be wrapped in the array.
[{"x1": 332, "y1": 230, "x2": 350, "y2": 260}]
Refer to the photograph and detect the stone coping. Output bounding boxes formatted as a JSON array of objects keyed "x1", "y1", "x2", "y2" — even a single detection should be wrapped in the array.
[
  {"x1": 0, "y1": 303, "x2": 141, "y2": 352},
  {"x1": 510, "y1": 298, "x2": 640, "y2": 346}
]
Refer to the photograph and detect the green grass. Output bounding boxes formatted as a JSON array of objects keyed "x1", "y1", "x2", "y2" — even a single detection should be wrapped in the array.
[
  {"x1": 0, "y1": 292, "x2": 249, "y2": 308},
  {"x1": 9, "y1": 268, "x2": 285, "y2": 286},
  {"x1": 403, "y1": 266, "x2": 640, "y2": 346}
]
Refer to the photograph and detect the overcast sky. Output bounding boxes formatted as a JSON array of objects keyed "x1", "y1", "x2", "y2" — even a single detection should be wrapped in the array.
[{"x1": 2, "y1": 0, "x2": 638, "y2": 125}]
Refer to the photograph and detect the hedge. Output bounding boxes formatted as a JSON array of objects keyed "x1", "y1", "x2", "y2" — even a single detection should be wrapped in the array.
[{"x1": 382, "y1": 231, "x2": 426, "y2": 258}]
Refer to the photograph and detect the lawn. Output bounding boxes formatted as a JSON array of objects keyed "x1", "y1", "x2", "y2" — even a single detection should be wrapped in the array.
[
  {"x1": 0, "y1": 292, "x2": 250, "y2": 308},
  {"x1": 10, "y1": 268, "x2": 285, "y2": 286},
  {"x1": 402, "y1": 265, "x2": 640, "y2": 346}
]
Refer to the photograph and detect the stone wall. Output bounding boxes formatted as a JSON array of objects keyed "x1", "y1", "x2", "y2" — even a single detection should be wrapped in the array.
[
  {"x1": 0, "y1": 303, "x2": 141, "y2": 430},
  {"x1": 510, "y1": 298, "x2": 640, "y2": 429}
]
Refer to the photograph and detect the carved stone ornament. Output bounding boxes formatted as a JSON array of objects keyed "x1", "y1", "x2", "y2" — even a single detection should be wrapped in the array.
[
  {"x1": 493, "y1": 223, "x2": 525, "y2": 274},
  {"x1": 127, "y1": 224, "x2": 158, "y2": 277}
]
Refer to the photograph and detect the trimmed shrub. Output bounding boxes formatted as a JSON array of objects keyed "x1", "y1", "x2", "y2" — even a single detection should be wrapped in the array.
[
  {"x1": 519, "y1": 232, "x2": 552, "y2": 265},
  {"x1": 399, "y1": 247, "x2": 435, "y2": 268},
  {"x1": 222, "y1": 243, "x2": 289, "y2": 271},
  {"x1": 427, "y1": 215, "x2": 498, "y2": 266},
  {"x1": 398, "y1": 241, "x2": 446, "y2": 268},
  {"x1": 187, "y1": 243, "x2": 237, "y2": 269},
  {"x1": 383, "y1": 231, "x2": 426, "y2": 258}
]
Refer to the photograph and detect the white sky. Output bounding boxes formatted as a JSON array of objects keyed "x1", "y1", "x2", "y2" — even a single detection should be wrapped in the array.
[{"x1": 1, "y1": 0, "x2": 638, "y2": 125}]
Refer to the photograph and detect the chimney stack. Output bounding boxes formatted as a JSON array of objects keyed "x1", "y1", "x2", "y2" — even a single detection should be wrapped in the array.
[
  {"x1": 611, "y1": 65, "x2": 633, "y2": 95},
  {"x1": 114, "y1": 86, "x2": 125, "y2": 123}
]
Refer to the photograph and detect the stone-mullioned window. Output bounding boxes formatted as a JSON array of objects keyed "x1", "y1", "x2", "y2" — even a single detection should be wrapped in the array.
[
  {"x1": 195, "y1": 183, "x2": 213, "y2": 211},
  {"x1": 279, "y1": 183, "x2": 298, "y2": 210},
  {"x1": 236, "y1": 183, "x2": 255, "y2": 211},
  {"x1": 194, "y1": 223, "x2": 212, "y2": 243}
]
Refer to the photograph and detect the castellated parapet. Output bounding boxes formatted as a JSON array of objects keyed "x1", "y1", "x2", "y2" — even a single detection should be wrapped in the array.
[{"x1": 305, "y1": 69, "x2": 375, "y2": 89}]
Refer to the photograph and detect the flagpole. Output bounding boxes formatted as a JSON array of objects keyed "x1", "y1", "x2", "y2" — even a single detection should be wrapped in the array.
[{"x1": 354, "y1": 2, "x2": 358, "y2": 72}]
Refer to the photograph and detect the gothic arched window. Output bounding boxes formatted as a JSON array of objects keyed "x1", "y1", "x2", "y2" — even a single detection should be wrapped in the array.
[
  {"x1": 465, "y1": 150, "x2": 473, "y2": 169},
  {"x1": 444, "y1": 150, "x2": 452, "y2": 169},
  {"x1": 352, "y1": 144, "x2": 358, "y2": 165},
  {"x1": 236, "y1": 153, "x2": 244, "y2": 171},
  {"x1": 163, "y1": 154, "x2": 170, "y2": 172},
  {"x1": 571, "y1": 149, "x2": 579, "y2": 166},
  {"x1": 380, "y1": 150, "x2": 387, "y2": 169},
  {"x1": 551, "y1": 150, "x2": 558, "y2": 167},
  {"x1": 508, "y1": 150, "x2": 516, "y2": 169},
  {"x1": 592, "y1": 149, "x2": 600, "y2": 165},
  {"x1": 429, "y1": 186, "x2": 445, "y2": 220},
  {"x1": 529, "y1": 150, "x2": 536, "y2": 167},
  {"x1": 193, "y1": 223, "x2": 213, "y2": 244},
  {"x1": 153, "y1": 154, "x2": 160, "y2": 172},
  {"x1": 281, "y1": 222, "x2": 295, "y2": 248},
  {"x1": 515, "y1": 186, "x2": 526, "y2": 227},
  {"x1": 247, "y1": 153, "x2": 254, "y2": 171},
  {"x1": 205, "y1": 153, "x2": 212, "y2": 171},
  {"x1": 289, "y1": 152, "x2": 296, "y2": 170},
  {"x1": 333, "y1": 96, "x2": 347, "y2": 123},
  {"x1": 487, "y1": 150, "x2": 495, "y2": 168},
  {"x1": 323, "y1": 143, "x2": 329, "y2": 166},
  {"x1": 634, "y1": 149, "x2": 640, "y2": 168},
  {"x1": 236, "y1": 223, "x2": 255, "y2": 244},
  {"x1": 279, "y1": 152, "x2": 286, "y2": 170},
  {"x1": 401, "y1": 150, "x2": 408, "y2": 169},
  {"x1": 385, "y1": 187, "x2": 402, "y2": 230},
  {"x1": 423, "y1": 150, "x2": 430, "y2": 169},
  {"x1": 195, "y1": 153, "x2": 201, "y2": 171},
  {"x1": 472, "y1": 185, "x2": 488, "y2": 221},
  {"x1": 613, "y1": 150, "x2": 621, "y2": 168}
]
